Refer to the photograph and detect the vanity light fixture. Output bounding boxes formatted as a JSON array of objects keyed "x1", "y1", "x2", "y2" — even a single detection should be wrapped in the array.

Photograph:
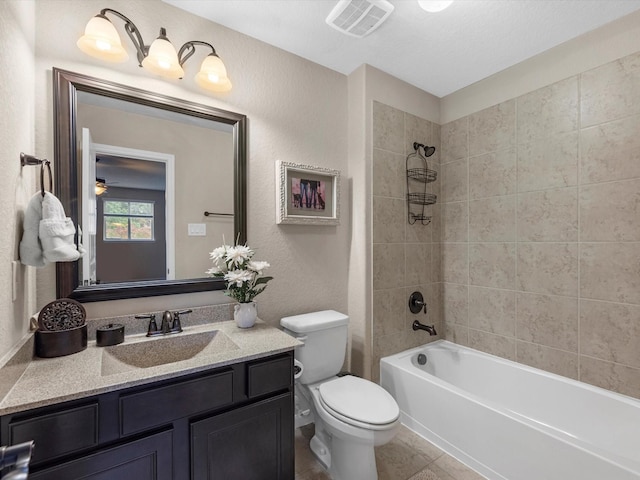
[
  {"x1": 95, "y1": 178, "x2": 108, "y2": 196},
  {"x1": 417, "y1": 0, "x2": 454, "y2": 12},
  {"x1": 77, "y1": 8, "x2": 232, "y2": 93}
]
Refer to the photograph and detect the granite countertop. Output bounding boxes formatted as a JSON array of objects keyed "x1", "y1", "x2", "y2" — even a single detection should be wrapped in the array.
[{"x1": 0, "y1": 305, "x2": 301, "y2": 416}]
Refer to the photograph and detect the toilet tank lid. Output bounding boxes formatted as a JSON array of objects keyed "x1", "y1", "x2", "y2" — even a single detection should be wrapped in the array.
[{"x1": 281, "y1": 310, "x2": 348, "y2": 333}]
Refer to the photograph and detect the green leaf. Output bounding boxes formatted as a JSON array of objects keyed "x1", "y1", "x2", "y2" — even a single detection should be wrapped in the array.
[{"x1": 254, "y1": 276, "x2": 273, "y2": 286}]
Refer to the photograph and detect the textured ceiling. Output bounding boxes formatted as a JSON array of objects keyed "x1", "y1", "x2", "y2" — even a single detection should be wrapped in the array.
[{"x1": 162, "y1": 0, "x2": 640, "y2": 97}]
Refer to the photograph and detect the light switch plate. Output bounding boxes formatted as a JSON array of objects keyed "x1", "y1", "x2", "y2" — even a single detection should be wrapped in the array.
[{"x1": 188, "y1": 223, "x2": 206, "y2": 236}]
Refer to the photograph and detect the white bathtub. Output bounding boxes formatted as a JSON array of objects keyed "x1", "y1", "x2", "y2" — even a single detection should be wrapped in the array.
[{"x1": 380, "y1": 340, "x2": 640, "y2": 480}]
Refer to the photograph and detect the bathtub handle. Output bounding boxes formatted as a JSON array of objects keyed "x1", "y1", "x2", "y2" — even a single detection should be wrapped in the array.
[{"x1": 409, "y1": 291, "x2": 427, "y2": 314}]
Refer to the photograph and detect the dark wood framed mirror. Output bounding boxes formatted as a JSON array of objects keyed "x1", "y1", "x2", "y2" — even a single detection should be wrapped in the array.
[{"x1": 53, "y1": 68, "x2": 247, "y2": 302}]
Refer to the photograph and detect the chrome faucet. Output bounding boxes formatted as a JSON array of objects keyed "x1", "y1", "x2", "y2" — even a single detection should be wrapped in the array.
[{"x1": 412, "y1": 320, "x2": 437, "y2": 336}]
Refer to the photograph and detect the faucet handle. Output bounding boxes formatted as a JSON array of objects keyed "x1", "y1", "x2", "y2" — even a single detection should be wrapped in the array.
[
  {"x1": 171, "y1": 309, "x2": 192, "y2": 332},
  {"x1": 408, "y1": 291, "x2": 427, "y2": 314},
  {"x1": 135, "y1": 314, "x2": 158, "y2": 335}
]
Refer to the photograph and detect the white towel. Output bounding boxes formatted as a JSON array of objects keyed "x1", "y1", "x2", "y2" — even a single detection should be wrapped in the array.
[
  {"x1": 19, "y1": 193, "x2": 46, "y2": 267},
  {"x1": 40, "y1": 192, "x2": 82, "y2": 263},
  {"x1": 19, "y1": 192, "x2": 84, "y2": 267}
]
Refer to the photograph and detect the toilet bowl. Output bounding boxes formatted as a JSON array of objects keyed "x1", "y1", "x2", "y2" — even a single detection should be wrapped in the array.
[
  {"x1": 281, "y1": 310, "x2": 400, "y2": 480},
  {"x1": 305, "y1": 376, "x2": 400, "y2": 480}
]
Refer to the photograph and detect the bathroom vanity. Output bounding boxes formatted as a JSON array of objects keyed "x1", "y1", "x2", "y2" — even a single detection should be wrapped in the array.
[{"x1": 0, "y1": 317, "x2": 299, "y2": 479}]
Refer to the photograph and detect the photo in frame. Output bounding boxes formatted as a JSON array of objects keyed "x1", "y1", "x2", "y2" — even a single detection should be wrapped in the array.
[{"x1": 276, "y1": 161, "x2": 340, "y2": 225}]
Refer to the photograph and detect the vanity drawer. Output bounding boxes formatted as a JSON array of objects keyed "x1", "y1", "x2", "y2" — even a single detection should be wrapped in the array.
[
  {"x1": 120, "y1": 370, "x2": 233, "y2": 436},
  {"x1": 8, "y1": 402, "x2": 99, "y2": 465},
  {"x1": 247, "y1": 354, "x2": 292, "y2": 398}
]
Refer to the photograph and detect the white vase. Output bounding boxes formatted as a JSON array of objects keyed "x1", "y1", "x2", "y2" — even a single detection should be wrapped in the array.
[{"x1": 234, "y1": 302, "x2": 257, "y2": 328}]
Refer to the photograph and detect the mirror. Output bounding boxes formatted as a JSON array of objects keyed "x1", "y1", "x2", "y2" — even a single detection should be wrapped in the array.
[{"x1": 53, "y1": 68, "x2": 247, "y2": 302}]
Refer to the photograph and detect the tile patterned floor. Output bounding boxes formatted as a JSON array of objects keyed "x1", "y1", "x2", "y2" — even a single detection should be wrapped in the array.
[{"x1": 295, "y1": 424, "x2": 487, "y2": 480}]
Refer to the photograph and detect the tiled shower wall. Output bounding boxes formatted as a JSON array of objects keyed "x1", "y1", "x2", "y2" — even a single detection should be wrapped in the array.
[
  {"x1": 371, "y1": 101, "x2": 442, "y2": 382},
  {"x1": 441, "y1": 50, "x2": 640, "y2": 399}
]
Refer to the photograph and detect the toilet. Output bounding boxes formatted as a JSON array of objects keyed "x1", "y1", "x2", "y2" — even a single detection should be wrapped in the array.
[{"x1": 281, "y1": 310, "x2": 400, "y2": 480}]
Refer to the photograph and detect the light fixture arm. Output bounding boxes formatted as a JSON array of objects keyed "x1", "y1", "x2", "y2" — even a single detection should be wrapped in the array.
[
  {"x1": 100, "y1": 8, "x2": 148, "y2": 65},
  {"x1": 178, "y1": 40, "x2": 218, "y2": 66}
]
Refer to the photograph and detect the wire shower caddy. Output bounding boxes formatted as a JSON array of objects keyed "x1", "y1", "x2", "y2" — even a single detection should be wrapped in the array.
[{"x1": 406, "y1": 142, "x2": 437, "y2": 225}]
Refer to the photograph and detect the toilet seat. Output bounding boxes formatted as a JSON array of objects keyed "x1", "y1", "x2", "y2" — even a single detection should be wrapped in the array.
[{"x1": 317, "y1": 376, "x2": 399, "y2": 430}]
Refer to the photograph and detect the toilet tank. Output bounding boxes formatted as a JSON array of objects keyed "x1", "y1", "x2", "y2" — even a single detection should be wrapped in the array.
[{"x1": 280, "y1": 310, "x2": 349, "y2": 384}]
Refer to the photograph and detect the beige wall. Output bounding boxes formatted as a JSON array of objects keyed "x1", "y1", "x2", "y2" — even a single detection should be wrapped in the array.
[
  {"x1": 439, "y1": 49, "x2": 640, "y2": 399},
  {"x1": 28, "y1": 0, "x2": 348, "y2": 328},
  {"x1": 0, "y1": 1, "x2": 37, "y2": 362}
]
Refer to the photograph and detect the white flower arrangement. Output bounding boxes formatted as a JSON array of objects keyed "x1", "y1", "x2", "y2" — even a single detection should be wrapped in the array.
[{"x1": 207, "y1": 241, "x2": 273, "y2": 303}]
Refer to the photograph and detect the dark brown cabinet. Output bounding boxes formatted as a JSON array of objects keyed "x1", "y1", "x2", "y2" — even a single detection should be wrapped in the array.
[
  {"x1": 191, "y1": 393, "x2": 293, "y2": 480},
  {"x1": 1, "y1": 351, "x2": 294, "y2": 480},
  {"x1": 29, "y1": 430, "x2": 173, "y2": 480}
]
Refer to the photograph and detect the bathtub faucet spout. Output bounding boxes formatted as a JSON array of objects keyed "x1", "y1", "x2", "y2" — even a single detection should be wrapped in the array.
[{"x1": 412, "y1": 320, "x2": 437, "y2": 336}]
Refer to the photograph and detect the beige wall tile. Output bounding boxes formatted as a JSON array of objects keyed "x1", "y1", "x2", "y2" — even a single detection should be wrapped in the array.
[
  {"x1": 442, "y1": 201, "x2": 468, "y2": 242},
  {"x1": 516, "y1": 342, "x2": 579, "y2": 379},
  {"x1": 373, "y1": 101, "x2": 404, "y2": 154},
  {"x1": 580, "y1": 355, "x2": 640, "y2": 399},
  {"x1": 442, "y1": 243, "x2": 468, "y2": 285},
  {"x1": 373, "y1": 243, "x2": 405, "y2": 291},
  {"x1": 443, "y1": 283, "x2": 468, "y2": 326},
  {"x1": 580, "y1": 114, "x2": 640, "y2": 185},
  {"x1": 373, "y1": 148, "x2": 405, "y2": 198},
  {"x1": 468, "y1": 100, "x2": 516, "y2": 156},
  {"x1": 373, "y1": 288, "x2": 406, "y2": 338},
  {"x1": 517, "y1": 243, "x2": 578, "y2": 296},
  {"x1": 373, "y1": 196, "x2": 405, "y2": 244},
  {"x1": 468, "y1": 286, "x2": 516, "y2": 337},
  {"x1": 442, "y1": 158, "x2": 468, "y2": 202},
  {"x1": 406, "y1": 208, "x2": 434, "y2": 243},
  {"x1": 431, "y1": 241, "x2": 442, "y2": 283},
  {"x1": 580, "y1": 299, "x2": 640, "y2": 368},
  {"x1": 517, "y1": 132, "x2": 578, "y2": 192},
  {"x1": 469, "y1": 243, "x2": 516, "y2": 289},
  {"x1": 469, "y1": 149, "x2": 516, "y2": 199},
  {"x1": 580, "y1": 243, "x2": 640, "y2": 304},
  {"x1": 517, "y1": 187, "x2": 578, "y2": 242},
  {"x1": 405, "y1": 113, "x2": 434, "y2": 155},
  {"x1": 516, "y1": 292, "x2": 578, "y2": 351},
  {"x1": 441, "y1": 117, "x2": 468, "y2": 163},
  {"x1": 468, "y1": 329, "x2": 516, "y2": 361},
  {"x1": 581, "y1": 51, "x2": 640, "y2": 127},
  {"x1": 580, "y1": 179, "x2": 640, "y2": 241},
  {"x1": 445, "y1": 323, "x2": 469, "y2": 346},
  {"x1": 469, "y1": 195, "x2": 516, "y2": 242},
  {"x1": 517, "y1": 77, "x2": 578, "y2": 144},
  {"x1": 406, "y1": 243, "x2": 431, "y2": 286}
]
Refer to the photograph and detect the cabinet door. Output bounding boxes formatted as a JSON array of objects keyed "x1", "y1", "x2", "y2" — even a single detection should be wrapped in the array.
[
  {"x1": 29, "y1": 430, "x2": 173, "y2": 480},
  {"x1": 191, "y1": 393, "x2": 293, "y2": 480}
]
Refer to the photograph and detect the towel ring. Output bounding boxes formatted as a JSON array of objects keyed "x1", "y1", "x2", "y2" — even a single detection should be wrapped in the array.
[{"x1": 40, "y1": 160, "x2": 52, "y2": 197}]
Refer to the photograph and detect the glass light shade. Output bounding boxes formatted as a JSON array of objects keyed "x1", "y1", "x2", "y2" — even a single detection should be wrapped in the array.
[
  {"x1": 95, "y1": 181, "x2": 108, "y2": 196},
  {"x1": 77, "y1": 15, "x2": 129, "y2": 62},
  {"x1": 194, "y1": 54, "x2": 232, "y2": 92},
  {"x1": 141, "y1": 36, "x2": 184, "y2": 79},
  {"x1": 417, "y1": 0, "x2": 453, "y2": 12}
]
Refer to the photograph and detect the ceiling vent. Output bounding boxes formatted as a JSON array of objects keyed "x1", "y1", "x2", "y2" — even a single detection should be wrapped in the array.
[{"x1": 326, "y1": 0, "x2": 395, "y2": 38}]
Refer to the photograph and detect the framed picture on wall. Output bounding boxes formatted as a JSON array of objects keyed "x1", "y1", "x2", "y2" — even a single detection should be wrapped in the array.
[{"x1": 276, "y1": 161, "x2": 340, "y2": 225}]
